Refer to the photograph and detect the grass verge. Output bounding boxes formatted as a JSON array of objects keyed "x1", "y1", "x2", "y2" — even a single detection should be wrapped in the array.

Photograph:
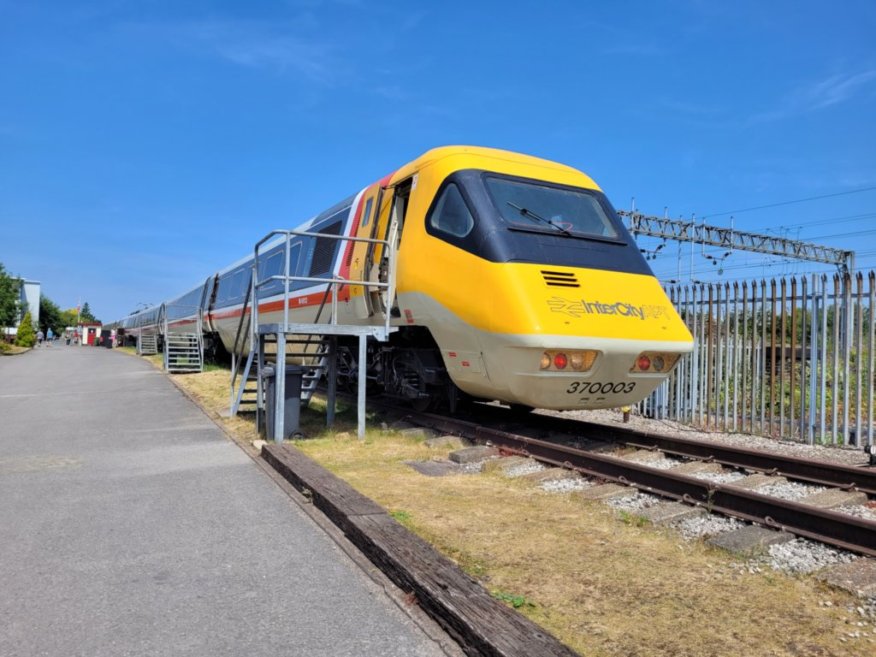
[{"x1": 134, "y1": 352, "x2": 873, "y2": 657}]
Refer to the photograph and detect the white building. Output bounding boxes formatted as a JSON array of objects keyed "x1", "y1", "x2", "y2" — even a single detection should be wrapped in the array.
[{"x1": 2, "y1": 279, "x2": 40, "y2": 337}]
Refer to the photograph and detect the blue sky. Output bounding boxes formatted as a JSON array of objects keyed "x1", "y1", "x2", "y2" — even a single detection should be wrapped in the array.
[{"x1": 2, "y1": 0, "x2": 875, "y2": 321}]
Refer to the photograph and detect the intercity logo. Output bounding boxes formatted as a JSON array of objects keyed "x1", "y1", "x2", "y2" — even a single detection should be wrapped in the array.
[{"x1": 547, "y1": 296, "x2": 647, "y2": 320}]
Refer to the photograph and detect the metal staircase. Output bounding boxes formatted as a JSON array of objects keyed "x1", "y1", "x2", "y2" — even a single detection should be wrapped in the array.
[
  {"x1": 162, "y1": 306, "x2": 204, "y2": 374},
  {"x1": 137, "y1": 333, "x2": 158, "y2": 355},
  {"x1": 230, "y1": 335, "x2": 329, "y2": 413},
  {"x1": 164, "y1": 333, "x2": 203, "y2": 373},
  {"x1": 229, "y1": 226, "x2": 398, "y2": 442}
]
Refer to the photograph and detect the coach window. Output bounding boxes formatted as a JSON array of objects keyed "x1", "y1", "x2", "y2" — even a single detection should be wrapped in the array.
[{"x1": 429, "y1": 183, "x2": 474, "y2": 238}]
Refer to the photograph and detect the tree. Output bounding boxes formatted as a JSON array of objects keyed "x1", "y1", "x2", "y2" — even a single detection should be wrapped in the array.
[
  {"x1": 60, "y1": 307, "x2": 79, "y2": 329},
  {"x1": 15, "y1": 311, "x2": 35, "y2": 347},
  {"x1": 40, "y1": 295, "x2": 64, "y2": 334},
  {"x1": 79, "y1": 301, "x2": 98, "y2": 323},
  {"x1": 0, "y1": 262, "x2": 20, "y2": 327}
]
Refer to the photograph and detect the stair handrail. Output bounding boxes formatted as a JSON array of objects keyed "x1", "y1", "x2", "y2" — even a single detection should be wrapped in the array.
[
  {"x1": 229, "y1": 272, "x2": 254, "y2": 399},
  {"x1": 253, "y1": 228, "x2": 395, "y2": 338}
]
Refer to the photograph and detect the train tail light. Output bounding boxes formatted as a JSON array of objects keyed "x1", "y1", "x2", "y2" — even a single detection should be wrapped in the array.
[
  {"x1": 540, "y1": 350, "x2": 598, "y2": 372},
  {"x1": 631, "y1": 351, "x2": 680, "y2": 373}
]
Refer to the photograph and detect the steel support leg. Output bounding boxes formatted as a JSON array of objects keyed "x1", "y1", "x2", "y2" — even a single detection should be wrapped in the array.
[
  {"x1": 326, "y1": 336, "x2": 337, "y2": 428},
  {"x1": 358, "y1": 334, "x2": 367, "y2": 440},
  {"x1": 275, "y1": 333, "x2": 286, "y2": 444}
]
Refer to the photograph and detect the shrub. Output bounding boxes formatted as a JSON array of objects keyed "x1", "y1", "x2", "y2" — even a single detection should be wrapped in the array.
[{"x1": 15, "y1": 311, "x2": 36, "y2": 347}]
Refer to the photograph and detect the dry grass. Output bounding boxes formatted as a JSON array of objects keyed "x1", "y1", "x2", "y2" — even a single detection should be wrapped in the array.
[
  {"x1": 0, "y1": 343, "x2": 30, "y2": 355},
  {"x1": 133, "y1": 352, "x2": 872, "y2": 657}
]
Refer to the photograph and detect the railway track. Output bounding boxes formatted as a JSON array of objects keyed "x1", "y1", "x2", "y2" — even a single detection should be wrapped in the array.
[{"x1": 388, "y1": 405, "x2": 876, "y2": 558}]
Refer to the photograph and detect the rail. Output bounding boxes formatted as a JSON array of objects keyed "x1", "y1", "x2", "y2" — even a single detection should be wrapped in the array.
[{"x1": 412, "y1": 409, "x2": 876, "y2": 558}]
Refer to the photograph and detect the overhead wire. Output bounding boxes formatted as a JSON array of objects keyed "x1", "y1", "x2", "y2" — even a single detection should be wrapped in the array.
[{"x1": 701, "y1": 185, "x2": 876, "y2": 219}]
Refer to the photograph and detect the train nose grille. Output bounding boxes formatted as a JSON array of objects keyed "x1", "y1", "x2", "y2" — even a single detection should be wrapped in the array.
[{"x1": 541, "y1": 270, "x2": 580, "y2": 288}]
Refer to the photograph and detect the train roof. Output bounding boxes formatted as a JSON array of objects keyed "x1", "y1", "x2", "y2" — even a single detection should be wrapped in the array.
[{"x1": 389, "y1": 145, "x2": 600, "y2": 191}]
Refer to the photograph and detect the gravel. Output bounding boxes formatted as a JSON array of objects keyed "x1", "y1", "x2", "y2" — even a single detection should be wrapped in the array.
[
  {"x1": 688, "y1": 470, "x2": 747, "y2": 484},
  {"x1": 760, "y1": 538, "x2": 856, "y2": 574},
  {"x1": 834, "y1": 504, "x2": 876, "y2": 522},
  {"x1": 604, "y1": 491, "x2": 661, "y2": 512},
  {"x1": 539, "y1": 478, "x2": 594, "y2": 493},
  {"x1": 673, "y1": 514, "x2": 745, "y2": 540},
  {"x1": 633, "y1": 457, "x2": 679, "y2": 470},
  {"x1": 754, "y1": 481, "x2": 826, "y2": 501},
  {"x1": 505, "y1": 461, "x2": 547, "y2": 478}
]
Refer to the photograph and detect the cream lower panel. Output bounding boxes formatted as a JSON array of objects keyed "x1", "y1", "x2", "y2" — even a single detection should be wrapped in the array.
[{"x1": 398, "y1": 291, "x2": 692, "y2": 410}]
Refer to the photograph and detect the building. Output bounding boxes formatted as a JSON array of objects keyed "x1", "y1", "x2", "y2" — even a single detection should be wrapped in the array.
[{"x1": 2, "y1": 279, "x2": 40, "y2": 338}]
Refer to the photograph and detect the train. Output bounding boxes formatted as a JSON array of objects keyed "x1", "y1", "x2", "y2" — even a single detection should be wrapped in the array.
[{"x1": 110, "y1": 145, "x2": 693, "y2": 411}]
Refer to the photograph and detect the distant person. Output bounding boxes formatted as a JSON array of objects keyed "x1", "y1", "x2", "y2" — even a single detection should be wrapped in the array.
[
  {"x1": 65, "y1": 331, "x2": 71, "y2": 346},
  {"x1": 47, "y1": 328, "x2": 54, "y2": 346},
  {"x1": 36, "y1": 329, "x2": 44, "y2": 347}
]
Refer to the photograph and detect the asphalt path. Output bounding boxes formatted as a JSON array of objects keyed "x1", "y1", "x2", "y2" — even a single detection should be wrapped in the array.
[{"x1": 0, "y1": 344, "x2": 453, "y2": 656}]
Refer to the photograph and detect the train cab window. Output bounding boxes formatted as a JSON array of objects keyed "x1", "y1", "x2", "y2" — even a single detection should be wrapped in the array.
[
  {"x1": 429, "y1": 183, "x2": 475, "y2": 238},
  {"x1": 485, "y1": 176, "x2": 619, "y2": 240}
]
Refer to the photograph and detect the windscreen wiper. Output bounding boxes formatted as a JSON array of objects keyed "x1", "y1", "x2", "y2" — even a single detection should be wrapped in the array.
[{"x1": 506, "y1": 202, "x2": 572, "y2": 237}]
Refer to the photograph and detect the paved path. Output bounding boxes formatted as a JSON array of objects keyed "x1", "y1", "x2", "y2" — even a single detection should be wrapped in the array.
[{"x1": 0, "y1": 345, "x2": 453, "y2": 657}]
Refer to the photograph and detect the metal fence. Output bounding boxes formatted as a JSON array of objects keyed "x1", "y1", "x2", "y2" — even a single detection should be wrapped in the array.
[{"x1": 640, "y1": 272, "x2": 876, "y2": 446}]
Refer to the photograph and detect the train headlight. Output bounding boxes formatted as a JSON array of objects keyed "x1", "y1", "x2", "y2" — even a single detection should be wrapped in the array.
[
  {"x1": 541, "y1": 350, "x2": 598, "y2": 372},
  {"x1": 570, "y1": 351, "x2": 597, "y2": 371},
  {"x1": 631, "y1": 352, "x2": 680, "y2": 373}
]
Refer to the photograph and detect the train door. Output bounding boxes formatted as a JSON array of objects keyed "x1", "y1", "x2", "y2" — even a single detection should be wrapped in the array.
[
  {"x1": 349, "y1": 188, "x2": 380, "y2": 319},
  {"x1": 352, "y1": 177, "x2": 413, "y2": 320}
]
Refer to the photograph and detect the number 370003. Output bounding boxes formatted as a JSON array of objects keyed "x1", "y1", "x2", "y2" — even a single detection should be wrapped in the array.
[{"x1": 566, "y1": 381, "x2": 636, "y2": 395}]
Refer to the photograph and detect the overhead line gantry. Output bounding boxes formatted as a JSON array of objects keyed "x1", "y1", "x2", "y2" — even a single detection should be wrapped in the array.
[{"x1": 617, "y1": 210, "x2": 855, "y2": 275}]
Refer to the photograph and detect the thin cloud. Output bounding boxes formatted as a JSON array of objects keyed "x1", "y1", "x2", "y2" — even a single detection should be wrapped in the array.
[
  {"x1": 750, "y1": 69, "x2": 876, "y2": 123},
  {"x1": 121, "y1": 19, "x2": 338, "y2": 84},
  {"x1": 800, "y1": 70, "x2": 876, "y2": 110}
]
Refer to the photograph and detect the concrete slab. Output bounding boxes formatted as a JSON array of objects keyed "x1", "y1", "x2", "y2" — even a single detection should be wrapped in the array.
[
  {"x1": 424, "y1": 435, "x2": 470, "y2": 450},
  {"x1": 0, "y1": 347, "x2": 453, "y2": 657},
  {"x1": 637, "y1": 502, "x2": 706, "y2": 526},
  {"x1": 404, "y1": 459, "x2": 462, "y2": 477},
  {"x1": 817, "y1": 559, "x2": 876, "y2": 597},
  {"x1": 670, "y1": 461, "x2": 725, "y2": 475},
  {"x1": 706, "y1": 525, "x2": 795, "y2": 556},
  {"x1": 728, "y1": 473, "x2": 787, "y2": 490},
  {"x1": 572, "y1": 483, "x2": 636, "y2": 501},
  {"x1": 622, "y1": 449, "x2": 668, "y2": 463},
  {"x1": 799, "y1": 488, "x2": 869, "y2": 509},
  {"x1": 449, "y1": 445, "x2": 500, "y2": 464},
  {"x1": 522, "y1": 467, "x2": 581, "y2": 485},
  {"x1": 482, "y1": 455, "x2": 536, "y2": 475}
]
